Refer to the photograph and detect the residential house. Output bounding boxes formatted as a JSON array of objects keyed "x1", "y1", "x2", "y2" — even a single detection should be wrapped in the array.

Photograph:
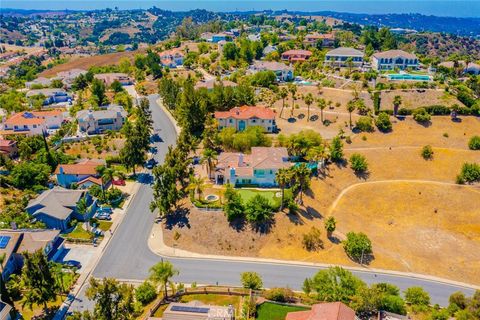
[
  {"x1": 286, "y1": 302, "x2": 357, "y2": 320},
  {"x1": 250, "y1": 60, "x2": 294, "y2": 81},
  {"x1": 325, "y1": 47, "x2": 364, "y2": 67},
  {"x1": 214, "y1": 105, "x2": 277, "y2": 132},
  {"x1": 159, "y1": 49, "x2": 184, "y2": 68},
  {"x1": 76, "y1": 105, "x2": 127, "y2": 134},
  {"x1": 0, "y1": 139, "x2": 18, "y2": 158},
  {"x1": 195, "y1": 79, "x2": 238, "y2": 91},
  {"x1": 0, "y1": 229, "x2": 65, "y2": 281},
  {"x1": 214, "y1": 147, "x2": 291, "y2": 187},
  {"x1": 162, "y1": 301, "x2": 234, "y2": 320},
  {"x1": 1, "y1": 110, "x2": 64, "y2": 136},
  {"x1": 26, "y1": 88, "x2": 72, "y2": 105},
  {"x1": 25, "y1": 77, "x2": 57, "y2": 89},
  {"x1": 57, "y1": 68, "x2": 87, "y2": 88},
  {"x1": 438, "y1": 60, "x2": 480, "y2": 75},
  {"x1": 281, "y1": 49, "x2": 313, "y2": 62},
  {"x1": 304, "y1": 33, "x2": 335, "y2": 47},
  {"x1": 94, "y1": 73, "x2": 133, "y2": 86},
  {"x1": 200, "y1": 32, "x2": 214, "y2": 42},
  {"x1": 25, "y1": 188, "x2": 97, "y2": 231},
  {"x1": 55, "y1": 159, "x2": 105, "y2": 188},
  {"x1": 372, "y1": 50, "x2": 419, "y2": 71},
  {"x1": 211, "y1": 33, "x2": 233, "y2": 43}
]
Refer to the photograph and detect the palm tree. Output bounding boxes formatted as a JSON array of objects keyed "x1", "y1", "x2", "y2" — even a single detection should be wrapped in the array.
[
  {"x1": 278, "y1": 87, "x2": 289, "y2": 119},
  {"x1": 288, "y1": 83, "x2": 297, "y2": 117},
  {"x1": 317, "y1": 98, "x2": 327, "y2": 123},
  {"x1": 293, "y1": 163, "x2": 311, "y2": 205},
  {"x1": 275, "y1": 168, "x2": 292, "y2": 211},
  {"x1": 305, "y1": 145, "x2": 328, "y2": 176},
  {"x1": 346, "y1": 100, "x2": 356, "y2": 129},
  {"x1": 324, "y1": 216, "x2": 336, "y2": 238},
  {"x1": 393, "y1": 95, "x2": 402, "y2": 116},
  {"x1": 202, "y1": 148, "x2": 218, "y2": 180},
  {"x1": 149, "y1": 261, "x2": 179, "y2": 299},
  {"x1": 186, "y1": 175, "x2": 206, "y2": 201},
  {"x1": 304, "y1": 93, "x2": 314, "y2": 122}
]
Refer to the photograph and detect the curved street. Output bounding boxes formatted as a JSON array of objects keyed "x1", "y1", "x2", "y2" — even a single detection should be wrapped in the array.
[{"x1": 72, "y1": 94, "x2": 476, "y2": 312}]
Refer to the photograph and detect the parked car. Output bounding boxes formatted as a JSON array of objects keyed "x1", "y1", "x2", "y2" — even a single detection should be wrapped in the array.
[
  {"x1": 112, "y1": 179, "x2": 126, "y2": 186},
  {"x1": 145, "y1": 158, "x2": 157, "y2": 169},
  {"x1": 97, "y1": 213, "x2": 111, "y2": 221},
  {"x1": 98, "y1": 206, "x2": 113, "y2": 214},
  {"x1": 63, "y1": 260, "x2": 82, "y2": 269}
]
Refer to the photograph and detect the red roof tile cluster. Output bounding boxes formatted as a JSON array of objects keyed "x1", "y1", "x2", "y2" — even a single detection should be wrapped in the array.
[
  {"x1": 54, "y1": 160, "x2": 103, "y2": 175},
  {"x1": 286, "y1": 302, "x2": 356, "y2": 320},
  {"x1": 0, "y1": 139, "x2": 16, "y2": 147},
  {"x1": 214, "y1": 105, "x2": 276, "y2": 120},
  {"x1": 5, "y1": 110, "x2": 63, "y2": 126}
]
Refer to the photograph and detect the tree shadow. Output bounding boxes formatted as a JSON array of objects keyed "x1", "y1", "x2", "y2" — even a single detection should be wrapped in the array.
[
  {"x1": 299, "y1": 206, "x2": 323, "y2": 221},
  {"x1": 251, "y1": 218, "x2": 275, "y2": 234},
  {"x1": 418, "y1": 120, "x2": 432, "y2": 128},
  {"x1": 229, "y1": 217, "x2": 246, "y2": 232},
  {"x1": 327, "y1": 234, "x2": 341, "y2": 244},
  {"x1": 354, "y1": 170, "x2": 370, "y2": 180},
  {"x1": 348, "y1": 252, "x2": 375, "y2": 266},
  {"x1": 286, "y1": 211, "x2": 304, "y2": 225},
  {"x1": 164, "y1": 206, "x2": 191, "y2": 230},
  {"x1": 334, "y1": 159, "x2": 348, "y2": 169},
  {"x1": 451, "y1": 117, "x2": 462, "y2": 123}
]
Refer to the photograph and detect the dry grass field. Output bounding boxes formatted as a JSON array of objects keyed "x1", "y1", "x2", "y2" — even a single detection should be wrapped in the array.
[
  {"x1": 164, "y1": 115, "x2": 480, "y2": 284},
  {"x1": 63, "y1": 138, "x2": 125, "y2": 160}
]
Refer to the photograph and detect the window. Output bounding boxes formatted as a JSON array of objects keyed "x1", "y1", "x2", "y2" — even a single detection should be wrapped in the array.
[
  {"x1": 33, "y1": 124, "x2": 37, "y2": 128},
  {"x1": 229, "y1": 119, "x2": 233, "y2": 123}
]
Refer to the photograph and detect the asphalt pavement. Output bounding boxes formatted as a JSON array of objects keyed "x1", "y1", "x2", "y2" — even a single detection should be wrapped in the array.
[{"x1": 69, "y1": 94, "x2": 476, "y2": 313}]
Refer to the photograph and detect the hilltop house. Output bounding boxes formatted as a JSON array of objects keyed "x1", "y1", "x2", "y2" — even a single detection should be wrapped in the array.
[
  {"x1": 304, "y1": 33, "x2": 335, "y2": 47},
  {"x1": 0, "y1": 229, "x2": 65, "y2": 281},
  {"x1": 26, "y1": 188, "x2": 97, "y2": 231},
  {"x1": 94, "y1": 73, "x2": 133, "y2": 86},
  {"x1": 195, "y1": 79, "x2": 238, "y2": 91},
  {"x1": 76, "y1": 105, "x2": 127, "y2": 134},
  {"x1": 55, "y1": 159, "x2": 105, "y2": 188},
  {"x1": 250, "y1": 61, "x2": 294, "y2": 82},
  {"x1": 1, "y1": 110, "x2": 64, "y2": 136},
  {"x1": 159, "y1": 49, "x2": 184, "y2": 68},
  {"x1": 214, "y1": 105, "x2": 277, "y2": 133},
  {"x1": 325, "y1": 47, "x2": 364, "y2": 67},
  {"x1": 286, "y1": 302, "x2": 357, "y2": 320},
  {"x1": 281, "y1": 49, "x2": 313, "y2": 62},
  {"x1": 372, "y1": 50, "x2": 419, "y2": 71},
  {"x1": 26, "y1": 88, "x2": 72, "y2": 105},
  {"x1": 214, "y1": 147, "x2": 291, "y2": 187}
]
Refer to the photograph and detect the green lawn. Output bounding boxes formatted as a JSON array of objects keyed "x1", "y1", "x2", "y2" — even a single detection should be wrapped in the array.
[
  {"x1": 62, "y1": 223, "x2": 93, "y2": 241},
  {"x1": 97, "y1": 220, "x2": 113, "y2": 232},
  {"x1": 256, "y1": 302, "x2": 310, "y2": 320},
  {"x1": 237, "y1": 189, "x2": 280, "y2": 204}
]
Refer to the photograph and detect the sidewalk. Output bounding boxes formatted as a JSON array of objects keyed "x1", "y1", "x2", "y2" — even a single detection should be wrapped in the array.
[{"x1": 148, "y1": 222, "x2": 480, "y2": 291}]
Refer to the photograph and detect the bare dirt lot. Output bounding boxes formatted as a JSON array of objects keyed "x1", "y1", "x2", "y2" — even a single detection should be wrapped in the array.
[{"x1": 163, "y1": 115, "x2": 480, "y2": 285}]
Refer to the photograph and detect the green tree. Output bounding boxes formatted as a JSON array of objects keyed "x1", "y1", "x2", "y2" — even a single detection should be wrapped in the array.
[
  {"x1": 375, "y1": 112, "x2": 392, "y2": 132},
  {"x1": 404, "y1": 286, "x2": 431, "y2": 306},
  {"x1": 343, "y1": 232, "x2": 372, "y2": 263},
  {"x1": 329, "y1": 136, "x2": 344, "y2": 162},
  {"x1": 324, "y1": 217, "x2": 336, "y2": 238},
  {"x1": 347, "y1": 100, "x2": 356, "y2": 129},
  {"x1": 150, "y1": 164, "x2": 182, "y2": 217},
  {"x1": 292, "y1": 163, "x2": 311, "y2": 205},
  {"x1": 468, "y1": 136, "x2": 480, "y2": 150},
  {"x1": 304, "y1": 93, "x2": 314, "y2": 122},
  {"x1": 149, "y1": 261, "x2": 179, "y2": 299},
  {"x1": 223, "y1": 184, "x2": 244, "y2": 221},
  {"x1": 135, "y1": 281, "x2": 157, "y2": 305},
  {"x1": 308, "y1": 267, "x2": 365, "y2": 302},
  {"x1": 245, "y1": 194, "x2": 274, "y2": 224},
  {"x1": 355, "y1": 116, "x2": 374, "y2": 132},
  {"x1": 186, "y1": 175, "x2": 206, "y2": 201},
  {"x1": 202, "y1": 148, "x2": 218, "y2": 180},
  {"x1": 288, "y1": 83, "x2": 297, "y2": 117},
  {"x1": 413, "y1": 108, "x2": 431, "y2": 123},
  {"x1": 278, "y1": 87, "x2": 289, "y2": 119},
  {"x1": 91, "y1": 78, "x2": 107, "y2": 106},
  {"x1": 110, "y1": 80, "x2": 124, "y2": 93},
  {"x1": 275, "y1": 168, "x2": 292, "y2": 211},
  {"x1": 21, "y1": 250, "x2": 57, "y2": 312},
  {"x1": 349, "y1": 153, "x2": 369, "y2": 174},
  {"x1": 393, "y1": 95, "x2": 402, "y2": 116},
  {"x1": 120, "y1": 123, "x2": 146, "y2": 175},
  {"x1": 10, "y1": 162, "x2": 51, "y2": 189},
  {"x1": 240, "y1": 272, "x2": 263, "y2": 290},
  {"x1": 317, "y1": 98, "x2": 327, "y2": 124},
  {"x1": 421, "y1": 145, "x2": 434, "y2": 160}
]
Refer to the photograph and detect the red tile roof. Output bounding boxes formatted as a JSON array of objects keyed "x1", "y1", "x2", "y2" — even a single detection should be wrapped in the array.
[
  {"x1": 4, "y1": 110, "x2": 63, "y2": 126},
  {"x1": 214, "y1": 105, "x2": 276, "y2": 120},
  {"x1": 0, "y1": 139, "x2": 16, "y2": 147},
  {"x1": 77, "y1": 176, "x2": 103, "y2": 186},
  {"x1": 282, "y1": 49, "x2": 313, "y2": 57},
  {"x1": 286, "y1": 302, "x2": 356, "y2": 320},
  {"x1": 54, "y1": 160, "x2": 102, "y2": 175}
]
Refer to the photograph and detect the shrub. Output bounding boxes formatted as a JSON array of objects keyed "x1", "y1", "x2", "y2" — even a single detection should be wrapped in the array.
[
  {"x1": 343, "y1": 232, "x2": 372, "y2": 262},
  {"x1": 375, "y1": 112, "x2": 392, "y2": 132},
  {"x1": 349, "y1": 153, "x2": 368, "y2": 173},
  {"x1": 397, "y1": 108, "x2": 411, "y2": 115},
  {"x1": 468, "y1": 136, "x2": 480, "y2": 150},
  {"x1": 223, "y1": 184, "x2": 244, "y2": 221},
  {"x1": 423, "y1": 104, "x2": 450, "y2": 115},
  {"x1": 421, "y1": 145, "x2": 434, "y2": 160},
  {"x1": 405, "y1": 286, "x2": 430, "y2": 306},
  {"x1": 329, "y1": 136, "x2": 344, "y2": 162},
  {"x1": 302, "y1": 227, "x2": 324, "y2": 251},
  {"x1": 355, "y1": 116, "x2": 374, "y2": 132},
  {"x1": 412, "y1": 108, "x2": 431, "y2": 123},
  {"x1": 135, "y1": 281, "x2": 157, "y2": 305},
  {"x1": 245, "y1": 194, "x2": 274, "y2": 224},
  {"x1": 264, "y1": 287, "x2": 295, "y2": 303},
  {"x1": 241, "y1": 272, "x2": 263, "y2": 290},
  {"x1": 457, "y1": 162, "x2": 480, "y2": 184}
]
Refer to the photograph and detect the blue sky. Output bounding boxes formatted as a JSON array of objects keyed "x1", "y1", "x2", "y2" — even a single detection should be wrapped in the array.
[{"x1": 2, "y1": 1, "x2": 480, "y2": 18}]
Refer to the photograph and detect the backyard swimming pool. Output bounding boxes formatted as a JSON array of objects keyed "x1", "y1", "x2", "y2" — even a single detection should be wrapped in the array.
[{"x1": 387, "y1": 73, "x2": 432, "y2": 81}]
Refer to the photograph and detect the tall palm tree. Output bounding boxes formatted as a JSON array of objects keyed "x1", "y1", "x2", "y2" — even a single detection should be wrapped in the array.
[
  {"x1": 186, "y1": 175, "x2": 206, "y2": 201},
  {"x1": 317, "y1": 98, "x2": 327, "y2": 123},
  {"x1": 278, "y1": 87, "x2": 289, "y2": 119},
  {"x1": 149, "y1": 261, "x2": 179, "y2": 299},
  {"x1": 288, "y1": 83, "x2": 297, "y2": 117},
  {"x1": 393, "y1": 95, "x2": 402, "y2": 116},
  {"x1": 304, "y1": 93, "x2": 314, "y2": 122},
  {"x1": 202, "y1": 148, "x2": 218, "y2": 180},
  {"x1": 275, "y1": 168, "x2": 292, "y2": 211},
  {"x1": 293, "y1": 163, "x2": 311, "y2": 205},
  {"x1": 346, "y1": 100, "x2": 356, "y2": 129}
]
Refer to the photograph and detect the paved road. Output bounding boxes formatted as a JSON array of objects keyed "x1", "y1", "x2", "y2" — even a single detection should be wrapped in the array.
[{"x1": 70, "y1": 94, "x2": 476, "y2": 312}]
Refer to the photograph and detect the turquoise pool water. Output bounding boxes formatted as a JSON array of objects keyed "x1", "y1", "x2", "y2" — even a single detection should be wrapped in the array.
[{"x1": 387, "y1": 73, "x2": 432, "y2": 81}]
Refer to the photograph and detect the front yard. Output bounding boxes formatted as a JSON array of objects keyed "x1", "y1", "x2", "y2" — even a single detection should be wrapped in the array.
[{"x1": 256, "y1": 302, "x2": 310, "y2": 320}]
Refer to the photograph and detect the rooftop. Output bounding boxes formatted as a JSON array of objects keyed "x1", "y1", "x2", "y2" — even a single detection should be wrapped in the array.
[
  {"x1": 4, "y1": 110, "x2": 63, "y2": 126},
  {"x1": 373, "y1": 50, "x2": 417, "y2": 60},
  {"x1": 54, "y1": 159, "x2": 104, "y2": 175},
  {"x1": 214, "y1": 105, "x2": 276, "y2": 120},
  {"x1": 282, "y1": 49, "x2": 313, "y2": 56},
  {"x1": 195, "y1": 79, "x2": 238, "y2": 90},
  {"x1": 252, "y1": 60, "x2": 292, "y2": 71},
  {"x1": 326, "y1": 47, "x2": 364, "y2": 57},
  {"x1": 26, "y1": 187, "x2": 86, "y2": 220},
  {"x1": 26, "y1": 88, "x2": 67, "y2": 97},
  {"x1": 76, "y1": 105, "x2": 127, "y2": 121},
  {"x1": 286, "y1": 302, "x2": 356, "y2": 320}
]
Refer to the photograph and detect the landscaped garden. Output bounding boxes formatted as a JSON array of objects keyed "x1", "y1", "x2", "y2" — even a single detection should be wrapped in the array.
[{"x1": 255, "y1": 302, "x2": 310, "y2": 320}]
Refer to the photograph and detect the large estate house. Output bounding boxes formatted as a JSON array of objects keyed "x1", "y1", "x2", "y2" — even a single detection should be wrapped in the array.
[
  {"x1": 159, "y1": 48, "x2": 184, "y2": 68},
  {"x1": 325, "y1": 47, "x2": 364, "y2": 67},
  {"x1": 76, "y1": 105, "x2": 127, "y2": 134},
  {"x1": 94, "y1": 73, "x2": 133, "y2": 86},
  {"x1": 26, "y1": 88, "x2": 72, "y2": 106},
  {"x1": 214, "y1": 105, "x2": 277, "y2": 133},
  {"x1": 281, "y1": 49, "x2": 313, "y2": 62},
  {"x1": 304, "y1": 33, "x2": 335, "y2": 47},
  {"x1": 250, "y1": 60, "x2": 294, "y2": 81},
  {"x1": 372, "y1": 50, "x2": 419, "y2": 71},
  {"x1": 214, "y1": 147, "x2": 291, "y2": 187},
  {"x1": 1, "y1": 110, "x2": 64, "y2": 136}
]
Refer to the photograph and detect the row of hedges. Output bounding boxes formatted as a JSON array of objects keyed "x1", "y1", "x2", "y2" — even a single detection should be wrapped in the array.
[{"x1": 394, "y1": 104, "x2": 480, "y2": 116}]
